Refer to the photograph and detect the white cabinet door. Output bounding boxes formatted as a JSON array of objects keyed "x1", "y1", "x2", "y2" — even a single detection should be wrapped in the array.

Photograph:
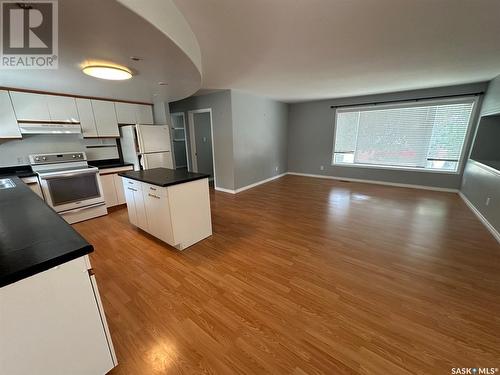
[
  {"x1": 46, "y1": 95, "x2": 79, "y2": 122},
  {"x1": 136, "y1": 104, "x2": 154, "y2": 124},
  {"x1": 123, "y1": 182, "x2": 138, "y2": 226},
  {"x1": 0, "y1": 90, "x2": 21, "y2": 138},
  {"x1": 144, "y1": 189, "x2": 174, "y2": 244},
  {"x1": 114, "y1": 174, "x2": 126, "y2": 205},
  {"x1": 76, "y1": 98, "x2": 98, "y2": 137},
  {"x1": 115, "y1": 102, "x2": 137, "y2": 124},
  {"x1": 100, "y1": 174, "x2": 118, "y2": 207},
  {"x1": 9, "y1": 91, "x2": 50, "y2": 121},
  {"x1": 0, "y1": 257, "x2": 115, "y2": 375},
  {"x1": 92, "y1": 100, "x2": 119, "y2": 137},
  {"x1": 134, "y1": 188, "x2": 148, "y2": 230}
]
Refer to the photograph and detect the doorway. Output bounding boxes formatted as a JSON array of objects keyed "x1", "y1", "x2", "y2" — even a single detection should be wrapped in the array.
[
  {"x1": 187, "y1": 109, "x2": 215, "y2": 183},
  {"x1": 170, "y1": 112, "x2": 189, "y2": 169}
]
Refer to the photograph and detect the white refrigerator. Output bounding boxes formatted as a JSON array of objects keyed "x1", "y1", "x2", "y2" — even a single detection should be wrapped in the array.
[{"x1": 120, "y1": 124, "x2": 173, "y2": 170}]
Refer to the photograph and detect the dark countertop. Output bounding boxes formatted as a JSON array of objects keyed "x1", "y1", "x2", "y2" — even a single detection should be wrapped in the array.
[
  {"x1": 89, "y1": 159, "x2": 134, "y2": 170},
  {"x1": 0, "y1": 177, "x2": 93, "y2": 288},
  {"x1": 0, "y1": 165, "x2": 36, "y2": 178},
  {"x1": 119, "y1": 168, "x2": 210, "y2": 187}
]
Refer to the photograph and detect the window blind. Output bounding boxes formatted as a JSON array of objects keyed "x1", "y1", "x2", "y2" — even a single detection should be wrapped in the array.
[{"x1": 332, "y1": 98, "x2": 476, "y2": 172}]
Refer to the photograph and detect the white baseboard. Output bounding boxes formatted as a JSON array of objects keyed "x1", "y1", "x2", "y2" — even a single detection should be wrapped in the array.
[
  {"x1": 286, "y1": 172, "x2": 459, "y2": 193},
  {"x1": 458, "y1": 192, "x2": 500, "y2": 244},
  {"x1": 235, "y1": 173, "x2": 287, "y2": 193},
  {"x1": 214, "y1": 186, "x2": 236, "y2": 194},
  {"x1": 214, "y1": 173, "x2": 287, "y2": 194}
]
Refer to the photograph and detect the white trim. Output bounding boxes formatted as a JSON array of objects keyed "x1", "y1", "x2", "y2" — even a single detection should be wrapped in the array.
[
  {"x1": 214, "y1": 186, "x2": 236, "y2": 194},
  {"x1": 187, "y1": 108, "x2": 217, "y2": 189},
  {"x1": 459, "y1": 192, "x2": 500, "y2": 244},
  {"x1": 235, "y1": 173, "x2": 287, "y2": 193},
  {"x1": 214, "y1": 173, "x2": 287, "y2": 194},
  {"x1": 332, "y1": 96, "x2": 479, "y2": 175},
  {"x1": 286, "y1": 172, "x2": 459, "y2": 192}
]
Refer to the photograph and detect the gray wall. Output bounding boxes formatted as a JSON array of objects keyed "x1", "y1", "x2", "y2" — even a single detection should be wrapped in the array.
[
  {"x1": 461, "y1": 75, "x2": 500, "y2": 234},
  {"x1": 287, "y1": 82, "x2": 488, "y2": 189},
  {"x1": 231, "y1": 91, "x2": 288, "y2": 189},
  {"x1": 169, "y1": 90, "x2": 235, "y2": 190}
]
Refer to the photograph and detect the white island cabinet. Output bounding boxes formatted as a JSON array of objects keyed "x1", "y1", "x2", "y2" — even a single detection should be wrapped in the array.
[
  {"x1": 121, "y1": 173, "x2": 212, "y2": 250},
  {"x1": 0, "y1": 255, "x2": 117, "y2": 375}
]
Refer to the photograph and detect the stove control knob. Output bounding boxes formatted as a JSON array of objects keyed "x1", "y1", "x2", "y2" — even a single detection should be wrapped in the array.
[
  {"x1": 35, "y1": 157, "x2": 40, "y2": 161},
  {"x1": 72, "y1": 155, "x2": 76, "y2": 158},
  {"x1": 42, "y1": 157, "x2": 47, "y2": 161}
]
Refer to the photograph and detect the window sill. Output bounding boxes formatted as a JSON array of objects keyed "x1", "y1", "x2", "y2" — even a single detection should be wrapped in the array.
[{"x1": 331, "y1": 162, "x2": 461, "y2": 175}]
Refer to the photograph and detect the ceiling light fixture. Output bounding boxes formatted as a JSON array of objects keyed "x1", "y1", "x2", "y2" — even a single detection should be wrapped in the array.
[{"x1": 82, "y1": 64, "x2": 133, "y2": 80}]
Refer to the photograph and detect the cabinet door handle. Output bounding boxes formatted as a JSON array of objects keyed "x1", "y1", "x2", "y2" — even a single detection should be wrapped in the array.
[
  {"x1": 148, "y1": 193, "x2": 160, "y2": 199},
  {"x1": 127, "y1": 187, "x2": 137, "y2": 192},
  {"x1": 149, "y1": 187, "x2": 157, "y2": 191}
]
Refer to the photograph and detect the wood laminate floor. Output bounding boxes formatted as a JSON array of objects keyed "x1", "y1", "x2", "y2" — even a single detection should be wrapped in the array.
[{"x1": 74, "y1": 175, "x2": 500, "y2": 375}]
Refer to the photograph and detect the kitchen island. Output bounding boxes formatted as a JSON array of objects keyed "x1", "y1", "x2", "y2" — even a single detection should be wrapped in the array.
[
  {"x1": 119, "y1": 168, "x2": 212, "y2": 250},
  {"x1": 0, "y1": 177, "x2": 116, "y2": 375}
]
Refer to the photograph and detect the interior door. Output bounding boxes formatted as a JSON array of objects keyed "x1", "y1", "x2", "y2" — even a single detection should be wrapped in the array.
[
  {"x1": 193, "y1": 112, "x2": 214, "y2": 177},
  {"x1": 142, "y1": 152, "x2": 173, "y2": 170}
]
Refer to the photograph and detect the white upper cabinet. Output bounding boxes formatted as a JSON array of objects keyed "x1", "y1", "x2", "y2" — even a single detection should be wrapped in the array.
[
  {"x1": 10, "y1": 91, "x2": 51, "y2": 121},
  {"x1": 76, "y1": 98, "x2": 98, "y2": 138},
  {"x1": 115, "y1": 102, "x2": 154, "y2": 124},
  {"x1": 115, "y1": 102, "x2": 137, "y2": 124},
  {"x1": 46, "y1": 95, "x2": 79, "y2": 122},
  {"x1": 136, "y1": 104, "x2": 154, "y2": 124},
  {"x1": 10, "y1": 91, "x2": 79, "y2": 123},
  {"x1": 91, "y1": 100, "x2": 119, "y2": 137},
  {"x1": 0, "y1": 90, "x2": 21, "y2": 138}
]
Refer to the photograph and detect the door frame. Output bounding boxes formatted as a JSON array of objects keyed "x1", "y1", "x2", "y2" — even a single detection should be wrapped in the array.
[
  {"x1": 187, "y1": 108, "x2": 217, "y2": 187},
  {"x1": 170, "y1": 112, "x2": 189, "y2": 169}
]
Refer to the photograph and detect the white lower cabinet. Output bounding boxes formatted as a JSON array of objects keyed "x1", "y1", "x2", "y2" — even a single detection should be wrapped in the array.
[
  {"x1": 121, "y1": 177, "x2": 212, "y2": 250},
  {"x1": 144, "y1": 188, "x2": 174, "y2": 244},
  {"x1": 99, "y1": 166, "x2": 133, "y2": 208},
  {"x1": 0, "y1": 256, "x2": 116, "y2": 375},
  {"x1": 123, "y1": 182, "x2": 147, "y2": 230},
  {"x1": 101, "y1": 174, "x2": 118, "y2": 207}
]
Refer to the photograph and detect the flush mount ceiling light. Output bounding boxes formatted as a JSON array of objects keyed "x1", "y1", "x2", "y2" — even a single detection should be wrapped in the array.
[{"x1": 82, "y1": 64, "x2": 133, "y2": 80}]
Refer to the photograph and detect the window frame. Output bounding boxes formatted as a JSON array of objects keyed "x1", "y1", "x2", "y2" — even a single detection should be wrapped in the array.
[{"x1": 331, "y1": 96, "x2": 479, "y2": 175}]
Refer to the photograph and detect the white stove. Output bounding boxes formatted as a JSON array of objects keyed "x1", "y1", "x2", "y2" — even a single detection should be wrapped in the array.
[{"x1": 30, "y1": 152, "x2": 107, "y2": 224}]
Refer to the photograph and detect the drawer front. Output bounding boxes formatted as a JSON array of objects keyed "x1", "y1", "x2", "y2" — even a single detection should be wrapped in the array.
[
  {"x1": 143, "y1": 182, "x2": 166, "y2": 197},
  {"x1": 122, "y1": 178, "x2": 142, "y2": 190}
]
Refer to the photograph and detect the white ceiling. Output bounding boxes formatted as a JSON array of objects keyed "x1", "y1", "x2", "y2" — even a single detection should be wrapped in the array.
[
  {"x1": 0, "y1": 0, "x2": 201, "y2": 103},
  {"x1": 174, "y1": 0, "x2": 500, "y2": 102}
]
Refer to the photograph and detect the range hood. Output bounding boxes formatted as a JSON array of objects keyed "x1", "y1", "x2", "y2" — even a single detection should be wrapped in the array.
[{"x1": 19, "y1": 122, "x2": 82, "y2": 135}]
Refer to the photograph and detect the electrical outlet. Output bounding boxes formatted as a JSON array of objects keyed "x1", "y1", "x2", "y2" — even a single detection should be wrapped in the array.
[
  {"x1": 486, "y1": 197, "x2": 491, "y2": 206},
  {"x1": 275, "y1": 166, "x2": 279, "y2": 172},
  {"x1": 320, "y1": 165, "x2": 325, "y2": 171}
]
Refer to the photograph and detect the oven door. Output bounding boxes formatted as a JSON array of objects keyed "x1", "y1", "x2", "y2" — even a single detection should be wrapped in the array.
[{"x1": 38, "y1": 167, "x2": 105, "y2": 213}]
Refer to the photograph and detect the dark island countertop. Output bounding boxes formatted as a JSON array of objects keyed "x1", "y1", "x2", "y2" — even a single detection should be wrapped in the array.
[
  {"x1": 0, "y1": 177, "x2": 93, "y2": 288},
  {"x1": 119, "y1": 168, "x2": 210, "y2": 187}
]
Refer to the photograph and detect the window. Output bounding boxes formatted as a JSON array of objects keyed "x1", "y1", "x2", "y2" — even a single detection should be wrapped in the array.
[{"x1": 332, "y1": 97, "x2": 476, "y2": 173}]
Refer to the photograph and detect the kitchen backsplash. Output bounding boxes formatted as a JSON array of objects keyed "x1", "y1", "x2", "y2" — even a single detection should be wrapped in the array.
[{"x1": 0, "y1": 135, "x2": 118, "y2": 167}]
